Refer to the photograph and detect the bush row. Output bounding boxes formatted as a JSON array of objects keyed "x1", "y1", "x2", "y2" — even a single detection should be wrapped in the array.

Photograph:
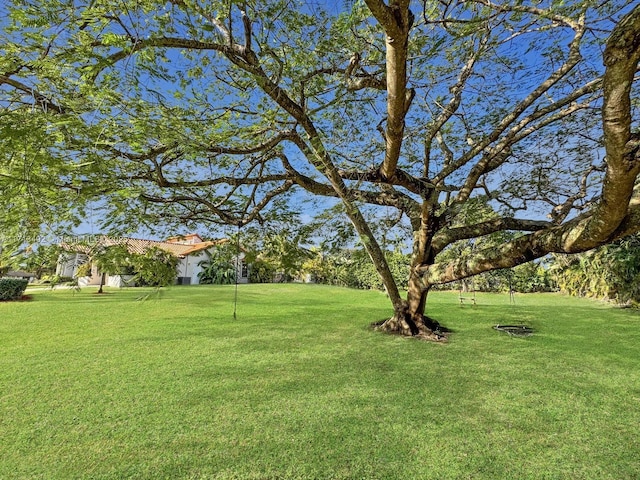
[{"x1": 0, "y1": 278, "x2": 29, "y2": 301}]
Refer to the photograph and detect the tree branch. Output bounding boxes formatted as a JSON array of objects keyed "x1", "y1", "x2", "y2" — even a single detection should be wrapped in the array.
[
  {"x1": 469, "y1": 0, "x2": 583, "y2": 30},
  {"x1": 433, "y1": 18, "x2": 587, "y2": 185},
  {"x1": 425, "y1": 199, "x2": 640, "y2": 285},
  {"x1": 424, "y1": 32, "x2": 489, "y2": 170},
  {"x1": 564, "y1": 5, "x2": 640, "y2": 250},
  {"x1": 0, "y1": 75, "x2": 67, "y2": 114},
  {"x1": 431, "y1": 217, "x2": 551, "y2": 254},
  {"x1": 365, "y1": 0, "x2": 413, "y2": 180}
]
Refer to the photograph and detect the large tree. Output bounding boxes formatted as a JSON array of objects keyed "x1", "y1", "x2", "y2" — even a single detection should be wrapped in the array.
[{"x1": 1, "y1": 0, "x2": 640, "y2": 337}]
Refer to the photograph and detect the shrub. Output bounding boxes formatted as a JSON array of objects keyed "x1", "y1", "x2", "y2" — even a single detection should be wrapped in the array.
[
  {"x1": 0, "y1": 278, "x2": 29, "y2": 301},
  {"x1": 198, "y1": 244, "x2": 237, "y2": 285},
  {"x1": 74, "y1": 262, "x2": 92, "y2": 278},
  {"x1": 550, "y1": 235, "x2": 640, "y2": 304},
  {"x1": 249, "y1": 259, "x2": 277, "y2": 283},
  {"x1": 131, "y1": 247, "x2": 178, "y2": 287},
  {"x1": 302, "y1": 248, "x2": 410, "y2": 291}
]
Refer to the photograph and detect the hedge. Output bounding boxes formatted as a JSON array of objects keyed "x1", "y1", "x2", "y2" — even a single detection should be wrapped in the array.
[{"x1": 0, "y1": 278, "x2": 29, "y2": 301}]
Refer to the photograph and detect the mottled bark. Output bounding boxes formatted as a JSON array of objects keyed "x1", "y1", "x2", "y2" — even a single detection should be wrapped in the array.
[
  {"x1": 365, "y1": 0, "x2": 413, "y2": 180},
  {"x1": 378, "y1": 196, "x2": 444, "y2": 337}
]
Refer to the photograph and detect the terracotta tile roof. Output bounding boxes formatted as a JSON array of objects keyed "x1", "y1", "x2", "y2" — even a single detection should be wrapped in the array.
[
  {"x1": 165, "y1": 233, "x2": 204, "y2": 244},
  {"x1": 60, "y1": 236, "x2": 225, "y2": 258},
  {"x1": 6, "y1": 270, "x2": 37, "y2": 278}
]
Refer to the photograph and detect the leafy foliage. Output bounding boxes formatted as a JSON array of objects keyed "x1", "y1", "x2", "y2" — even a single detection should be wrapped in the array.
[
  {"x1": 197, "y1": 242, "x2": 237, "y2": 285},
  {"x1": 456, "y1": 262, "x2": 555, "y2": 294},
  {"x1": 551, "y1": 234, "x2": 640, "y2": 304},
  {"x1": 0, "y1": 278, "x2": 28, "y2": 301},
  {"x1": 93, "y1": 245, "x2": 134, "y2": 276},
  {"x1": 74, "y1": 262, "x2": 92, "y2": 279},
  {"x1": 302, "y1": 248, "x2": 410, "y2": 291},
  {"x1": 130, "y1": 247, "x2": 178, "y2": 287},
  {"x1": 70, "y1": 243, "x2": 135, "y2": 292},
  {"x1": 248, "y1": 259, "x2": 277, "y2": 284},
  {"x1": 70, "y1": 242, "x2": 177, "y2": 288},
  {"x1": 14, "y1": 244, "x2": 62, "y2": 279},
  {"x1": 0, "y1": 247, "x2": 13, "y2": 276},
  {"x1": 241, "y1": 223, "x2": 315, "y2": 282},
  {"x1": 0, "y1": 238, "x2": 28, "y2": 275}
]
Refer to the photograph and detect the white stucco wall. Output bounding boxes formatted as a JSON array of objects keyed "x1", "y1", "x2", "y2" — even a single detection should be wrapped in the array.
[
  {"x1": 57, "y1": 246, "x2": 249, "y2": 287},
  {"x1": 176, "y1": 251, "x2": 210, "y2": 285},
  {"x1": 107, "y1": 275, "x2": 136, "y2": 287},
  {"x1": 56, "y1": 253, "x2": 89, "y2": 278}
]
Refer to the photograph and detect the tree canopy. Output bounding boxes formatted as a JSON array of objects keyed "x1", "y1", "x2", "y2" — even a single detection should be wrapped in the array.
[{"x1": 1, "y1": 0, "x2": 639, "y2": 337}]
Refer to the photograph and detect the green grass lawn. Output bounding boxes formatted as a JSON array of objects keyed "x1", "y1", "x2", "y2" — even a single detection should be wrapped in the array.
[{"x1": 1, "y1": 285, "x2": 639, "y2": 479}]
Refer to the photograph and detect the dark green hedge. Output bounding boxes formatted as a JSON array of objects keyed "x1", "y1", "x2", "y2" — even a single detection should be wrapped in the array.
[{"x1": 0, "y1": 278, "x2": 29, "y2": 301}]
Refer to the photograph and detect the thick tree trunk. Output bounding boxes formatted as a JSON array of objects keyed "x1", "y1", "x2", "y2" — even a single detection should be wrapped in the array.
[
  {"x1": 375, "y1": 196, "x2": 448, "y2": 340},
  {"x1": 98, "y1": 272, "x2": 106, "y2": 294},
  {"x1": 377, "y1": 223, "x2": 447, "y2": 340},
  {"x1": 407, "y1": 275, "x2": 427, "y2": 322},
  {"x1": 377, "y1": 281, "x2": 446, "y2": 340}
]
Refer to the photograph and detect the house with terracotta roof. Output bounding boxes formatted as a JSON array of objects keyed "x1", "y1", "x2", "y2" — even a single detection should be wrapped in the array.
[
  {"x1": 5, "y1": 270, "x2": 37, "y2": 282},
  {"x1": 56, "y1": 234, "x2": 249, "y2": 287}
]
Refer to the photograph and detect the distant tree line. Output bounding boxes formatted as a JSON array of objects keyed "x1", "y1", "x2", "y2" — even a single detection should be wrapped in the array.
[
  {"x1": 6, "y1": 228, "x2": 640, "y2": 305},
  {"x1": 298, "y1": 241, "x2": 640, "y2": 306},
  {"x1": 550, "y1": 234, "x2": 640, "y2": 305},
  {"x1": 220, "y1": 220, "x2": 640, "y2": 306}
]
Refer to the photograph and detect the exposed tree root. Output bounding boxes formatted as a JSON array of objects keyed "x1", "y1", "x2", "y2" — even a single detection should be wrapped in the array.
[{"x1": 372, "y1": 314, "x2": 450, "y2": 342}]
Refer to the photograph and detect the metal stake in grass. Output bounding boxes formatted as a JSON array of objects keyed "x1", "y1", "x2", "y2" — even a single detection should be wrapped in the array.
[
  {"x1": 233, "y1": 225, "x2": 240, "y2": 320},
  {"x1": 508, "y1": 271, "x2": 516, "y2": 306}
]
